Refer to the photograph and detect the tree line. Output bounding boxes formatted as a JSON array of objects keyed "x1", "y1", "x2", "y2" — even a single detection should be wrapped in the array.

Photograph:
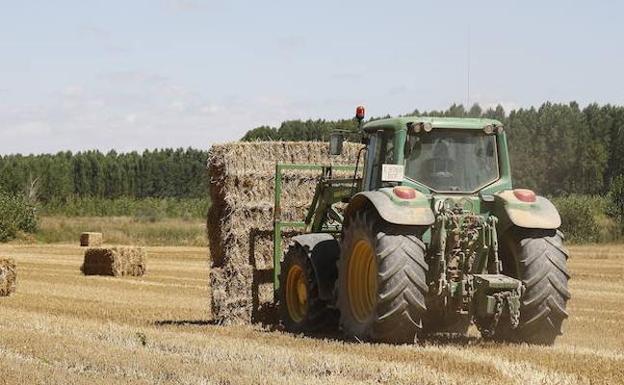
[
  {"x1": 0, "y1": 148, "x2": 209, "y2": 202},
  {"x1": 243, "y1": 101, "x2": 624, "y2": 196},
  {"x1": 0, "y1": 101, "x2": 622, "y2": 203}
]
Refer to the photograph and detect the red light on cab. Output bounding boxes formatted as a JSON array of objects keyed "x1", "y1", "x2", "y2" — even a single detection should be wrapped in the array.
[
  {"x1": 355, "y1": 105, "x2": 365, "y2": 120},
  {"x1": 393, "y1": 186, "x2": 418, "y2": 200},
  {"x1": 513, "y1": 189, "x2": 537, "y2": 203}
]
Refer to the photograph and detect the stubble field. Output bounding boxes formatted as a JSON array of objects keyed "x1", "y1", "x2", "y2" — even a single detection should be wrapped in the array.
[{"x1": 0, "y1": 243, "x2": 621, "y2": 385}]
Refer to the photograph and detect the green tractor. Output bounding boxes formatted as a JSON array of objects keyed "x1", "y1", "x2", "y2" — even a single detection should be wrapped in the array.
[{"x1": 273, "y1": 107, "x2": 570, "y2": 344}]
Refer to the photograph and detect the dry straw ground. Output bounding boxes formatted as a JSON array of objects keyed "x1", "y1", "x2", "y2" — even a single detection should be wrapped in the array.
[{"x1": 0, "y1": 243, "x2": 621, "y2": 385}]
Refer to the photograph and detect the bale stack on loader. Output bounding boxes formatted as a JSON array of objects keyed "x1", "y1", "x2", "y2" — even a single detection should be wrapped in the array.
[{"x1": 207, "y1": 141, "x2": 360, "y2": 324}]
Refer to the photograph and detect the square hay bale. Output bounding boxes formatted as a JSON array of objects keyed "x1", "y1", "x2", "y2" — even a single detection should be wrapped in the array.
[
  {"x1": 0, "y1": 258, "x2": 16, "y2": 296},
  {"x1": 209, "y1": 264, "x2": 275, "y2": 325},
  {"x1": 209, "y1": 265, "x2": 253, "y2": 325},
  {"x1": 81, "y1": 247, "x2": 146, "y2": 277},
  {"x1": 207, "y1": 141, "x2": 361, "y2": 324},
  {"x1": 80, "y1": 232, "x2": 103, "y2": 247}
]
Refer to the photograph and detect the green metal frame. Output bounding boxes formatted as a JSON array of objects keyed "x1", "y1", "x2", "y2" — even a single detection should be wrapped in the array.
[{"x1": 273, "y1": 163, "x2": 357, "y2": 294}]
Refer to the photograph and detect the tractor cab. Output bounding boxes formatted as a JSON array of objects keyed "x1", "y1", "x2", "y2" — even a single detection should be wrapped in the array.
[{"x1": 358, "y1": 116, "x2": 511, "y2": 197}]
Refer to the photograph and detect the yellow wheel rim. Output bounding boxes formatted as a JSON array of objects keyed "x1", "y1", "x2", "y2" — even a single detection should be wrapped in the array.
[
  {"x1": 348, "y1": 239, "x2": 378, "y2": 322},
  {"x1": 285, "y1": 264, "x2": 308, "y2": 323}
]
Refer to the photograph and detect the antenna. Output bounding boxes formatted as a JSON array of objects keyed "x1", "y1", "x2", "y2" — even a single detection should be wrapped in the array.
[{"x1": 466, "y1": 25, "x2": 471, "y2": 109}]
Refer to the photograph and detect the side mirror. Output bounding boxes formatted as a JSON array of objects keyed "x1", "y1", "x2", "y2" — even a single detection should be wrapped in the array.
[{"x1": 329, "y1": 132, "x2": 344, "y2": 155}]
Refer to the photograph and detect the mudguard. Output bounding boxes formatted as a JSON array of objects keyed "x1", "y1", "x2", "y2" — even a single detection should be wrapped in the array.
[
  {"x1": 290, "y1": 233, "x2": 339, "y2": 301},
  {"x1": 345, "y1": 189, "x2": 435, "y2": 226},
  {"x1": 494, "y1": 190, "x2": 561, "y2": 230}
]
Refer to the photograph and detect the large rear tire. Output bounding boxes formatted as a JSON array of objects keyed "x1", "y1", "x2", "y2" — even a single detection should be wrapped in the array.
[
  {"x1": 499, "y1": 229, "x2": 570, "y2": 345},
  {"x1": 337, "y1": 209, "x2": 428, "y2": 344},
  {"x1": 279, "y1": 243, "x2": 330, "y2": 333}
]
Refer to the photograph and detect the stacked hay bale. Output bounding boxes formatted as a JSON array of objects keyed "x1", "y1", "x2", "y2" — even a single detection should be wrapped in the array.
[
  {"x1": 0, "y1": 258, "x2": 16, "y2": 296},
  {"x1": 80, "y1": 232, "x2": 103, "y2": 247},
  {"x1": 81, "y1": 247, "x2": 147, "y2": 277},
  {"x1": 207, "y1": 141, "x2": 361, "y2": 325}
]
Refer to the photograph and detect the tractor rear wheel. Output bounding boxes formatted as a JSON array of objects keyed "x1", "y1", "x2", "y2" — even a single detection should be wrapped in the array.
[
  {"x1": 337, "y1": 209, "x2": 427, "y2": 344},
  {"x1": 279, "y1": 243, "x2": 330, "y2": 332},
  {"x1": 498, "y1": 229, "x2": 570, "y2": 345}
]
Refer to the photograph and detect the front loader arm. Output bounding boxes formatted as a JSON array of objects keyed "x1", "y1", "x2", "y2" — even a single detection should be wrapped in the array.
[
  {"x1": 305, "y1": 175, "x2": 361, "y2": 233},
  {"x1": 273, "y1": 164, "x2": 357, "y2": 295}
]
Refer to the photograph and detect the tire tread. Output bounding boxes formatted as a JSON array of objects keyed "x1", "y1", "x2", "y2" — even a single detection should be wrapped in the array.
[
  {"x1": 504, "y1": 230, "x2": 570, "y2": 345},
  {"x1": 338, "y1": 209, "x2": 428, "y2": 344}
]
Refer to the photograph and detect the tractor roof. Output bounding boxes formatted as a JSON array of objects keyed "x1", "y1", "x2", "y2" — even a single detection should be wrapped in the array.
[{"x1": 362, "y1": 116, "x2": 503, "y2": 132}]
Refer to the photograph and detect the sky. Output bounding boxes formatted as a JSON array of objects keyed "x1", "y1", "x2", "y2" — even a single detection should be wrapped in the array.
[{"x1": 1, "y1": 0, "x2": 622, "y2": 154}]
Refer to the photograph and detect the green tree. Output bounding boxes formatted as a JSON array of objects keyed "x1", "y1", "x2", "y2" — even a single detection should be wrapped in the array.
[{"x1": 607, "y1": 175, "x2": 624, "y2": 224}]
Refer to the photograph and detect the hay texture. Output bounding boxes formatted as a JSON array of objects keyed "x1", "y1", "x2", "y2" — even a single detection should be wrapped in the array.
[
  {"x1": 0, "y1": 258, "x2": 16, "y2": 296},
  {"x1": 82, "y1": 247, "x2": 147, "y2": 277},
  {"x1": 207, "y1": 141, "x2": 361, "y2": 325},
  {"x1": 80, "y1": 232, "x2": 103, "y2": 247}
]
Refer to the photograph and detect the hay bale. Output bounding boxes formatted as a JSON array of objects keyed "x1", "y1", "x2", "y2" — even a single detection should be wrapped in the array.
[
  {"x1": 0, "y1": 258, "x2": 16, "y2": 296},
  {"x1": 207, "y1": 141, "x2": 361, "y2": 324},
  {"x1": 209, "y1": 264, "x2": 276, "y2": 325},
  {"x1": 80, "y1": 232, "x2": 103, "y2": 247},
  {"x1": 209, "y1": 265, "x2": 253, "y2": 324},
  {"x1": 81, "y1": 247, "x2": 147, "y2": 277}
]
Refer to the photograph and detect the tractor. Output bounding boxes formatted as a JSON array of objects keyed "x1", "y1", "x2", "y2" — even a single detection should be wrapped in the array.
[{"x1": 272, "y1": 107, "x2": 570, "y2": 344}]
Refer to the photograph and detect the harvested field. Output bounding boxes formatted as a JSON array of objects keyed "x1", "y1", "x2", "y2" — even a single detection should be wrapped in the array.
[
  {"x1": 0, "y1": 243, "x2": 620, "y2": 384},
  {"x1": 207, "y1": 141, "x2": 361, "y2": 324},
  {"x1": 82, "y1": 247, "x2": 147, "y2": 276}
]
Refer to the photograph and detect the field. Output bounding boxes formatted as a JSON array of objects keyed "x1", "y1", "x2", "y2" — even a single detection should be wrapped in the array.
[
  {"x1": 0, "y1": 243, "x2": 621, "y2": 385},
  {"x1": 30, "y1": 216, "x2": 207, "y2": 247}
]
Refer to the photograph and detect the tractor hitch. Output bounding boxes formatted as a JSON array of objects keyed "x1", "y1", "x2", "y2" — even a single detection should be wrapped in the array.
[{"x1": 472, "y1": 274, "x2": 522, "y2": 337}]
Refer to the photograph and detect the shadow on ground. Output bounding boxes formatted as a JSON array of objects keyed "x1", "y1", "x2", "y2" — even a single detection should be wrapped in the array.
[
  {"x1": 154, "y1": 319, "x2": 217, "y2": 326},
  {"x1": 153, "y1": 318, "x2": 491, "y2": 348}
]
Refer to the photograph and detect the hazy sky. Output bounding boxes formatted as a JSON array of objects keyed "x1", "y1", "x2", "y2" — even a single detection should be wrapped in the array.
[{"x1": 1, "y1": 0, "x2": 622, "y2": 154}]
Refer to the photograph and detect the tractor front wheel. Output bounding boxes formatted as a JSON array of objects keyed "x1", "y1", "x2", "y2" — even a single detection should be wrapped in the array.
[
  {"x1": 337, "y1": 209, "x2": 428, "y2": 344},
  {"x1": 279, "y1": 243, "x2": 330, "y2": 332}
]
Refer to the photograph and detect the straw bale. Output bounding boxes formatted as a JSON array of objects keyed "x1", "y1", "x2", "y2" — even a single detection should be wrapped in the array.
[
  {"x1": 209, "y1": 264, "x2": 275, "y2": 325},
  {"x1": 209, "y1": 265, "x2": 253, "y2": 324},
  {"x1": 0, "y1": 258, "x2": 16, "y2": 296},
  {"x1": 207, "y1": 141, "x2": 361, "y2": 177},
  {"x1": 207, "y1": 141, "x2": 361, "y2": 324},
  {"x1": 81, "y1": 247, "x2": 147, "y2": 277},
  {"x1": 209, "y1": 204, "x2": 308, "y2": 267},
  {"x1": 80, "y1": 232, "x2": 103, "y2": 247}
]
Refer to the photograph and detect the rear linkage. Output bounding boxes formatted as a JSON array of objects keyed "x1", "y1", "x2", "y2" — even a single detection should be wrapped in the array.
[{"x1": 429, "y1": 199, "x2": 521, "y2": 337}]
